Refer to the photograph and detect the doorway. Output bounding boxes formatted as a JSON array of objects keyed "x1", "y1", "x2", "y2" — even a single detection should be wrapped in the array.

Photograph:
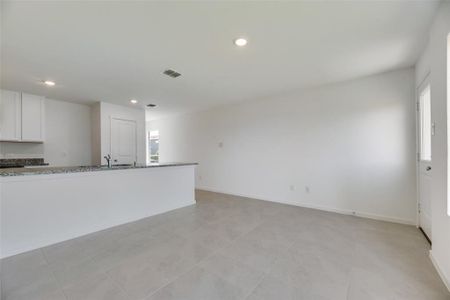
[{"x1": 111, "y1": 118, "x2": 137, "y2": 165}]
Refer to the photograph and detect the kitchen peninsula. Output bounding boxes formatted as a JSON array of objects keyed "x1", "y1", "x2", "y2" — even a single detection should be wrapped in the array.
[{"x1": 0, "y1": 163, "x2": 197, "y2": 258}]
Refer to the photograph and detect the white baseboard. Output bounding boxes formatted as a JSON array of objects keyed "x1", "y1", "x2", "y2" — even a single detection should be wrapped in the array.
[
  {"x1": 429, "y1": 250, "x2": 450, "y2": 293},
  {"x1": 196, "y1": 186, "x2": 416, "y2": 225}
]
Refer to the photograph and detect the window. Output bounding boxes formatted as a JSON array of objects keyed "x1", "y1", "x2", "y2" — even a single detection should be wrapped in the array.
[
  {"x1": 420, "y1": 84, "x2": 432, "y2": 161},
  {"x1": 148, "y1": 130, "x2": 159, "y2": 163}
]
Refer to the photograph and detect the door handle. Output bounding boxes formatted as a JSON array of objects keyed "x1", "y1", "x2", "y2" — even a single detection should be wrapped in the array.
[{"x1": 426, "y1": 166, "x2": 432, "y2": 171}]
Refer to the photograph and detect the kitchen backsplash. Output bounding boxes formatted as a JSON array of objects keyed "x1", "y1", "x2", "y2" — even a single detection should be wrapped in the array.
[
  {"x1": 0, "y1": 158, "x2": 48, "y2": 167},
  {"x1": 0, "y1": 141, "x2": 45, "y2": 159}
]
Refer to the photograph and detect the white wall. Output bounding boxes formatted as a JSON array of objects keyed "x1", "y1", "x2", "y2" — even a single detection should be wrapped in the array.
[
  {"x1": 149, "y1": 68, "x2": 417, "y2": 224},
  {"x1": 91, "y1": 102, "x2": 101, "y2": 165},
  {"x1": 415, "y1": 1, "x2": 450, "y2": 291},
  {"x1": 92, "y1": 102, "x2": 146, "y2": 165},
  {"x1": 0, "y1": 98, "x2": 92, "y2": 166},
  {"x1": 416, "y1": 37, "x2": 431, "y2": 87}
]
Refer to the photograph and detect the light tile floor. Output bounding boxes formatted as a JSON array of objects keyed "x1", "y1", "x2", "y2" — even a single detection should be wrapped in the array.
[{"x1": 1, "y1": 190, "x2": 449, "y2": 300}]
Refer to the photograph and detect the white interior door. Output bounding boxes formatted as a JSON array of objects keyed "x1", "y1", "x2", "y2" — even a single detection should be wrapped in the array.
[
  {"x1": 111, "y1": 118, "x2": 137, "y2": 165},
  {"x1": 417, "y1": 77, "x2": 432, "y2": 241}
]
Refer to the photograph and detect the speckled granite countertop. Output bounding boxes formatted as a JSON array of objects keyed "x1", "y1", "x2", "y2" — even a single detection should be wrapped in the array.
[{"x1": 0, "y1": 162, "x2": 198, "y2": 177}]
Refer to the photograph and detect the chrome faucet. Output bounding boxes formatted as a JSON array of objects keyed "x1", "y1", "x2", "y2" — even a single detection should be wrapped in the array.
[{"x1": 104, "y1": 154, "x2": 112, "y2": 168}]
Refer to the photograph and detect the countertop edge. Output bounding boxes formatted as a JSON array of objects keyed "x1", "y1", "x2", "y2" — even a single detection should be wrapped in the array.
[{"x1": 0, "y1": 162, "x2": 198, "y2": 177}]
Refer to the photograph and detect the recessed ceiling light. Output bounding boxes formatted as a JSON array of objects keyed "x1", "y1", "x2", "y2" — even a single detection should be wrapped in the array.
[
  {"x1": 234, "y1": 38, "x2": 248, "y2": 47},
  {"x1": 44, "y1": 80, "x2": 55, "y2": 86},
  {"x1": 130, "y1": 99, "x2": 138, "y2": 104}
]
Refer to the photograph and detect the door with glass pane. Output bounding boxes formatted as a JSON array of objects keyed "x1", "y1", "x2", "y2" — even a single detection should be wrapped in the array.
[{"x1": 418, "y1": 77, "x2": 432, "y2": 241}]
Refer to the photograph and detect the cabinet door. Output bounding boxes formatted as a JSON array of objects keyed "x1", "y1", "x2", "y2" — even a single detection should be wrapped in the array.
[
  {"x1": 21, "y1": 93, "x2": 45, "y2": 141},
  {"x1": 0, "y1": 90, "x2": 22, "y2": 141}
]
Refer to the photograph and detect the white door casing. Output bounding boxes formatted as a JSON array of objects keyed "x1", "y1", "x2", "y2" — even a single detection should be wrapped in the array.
[
  {"x1": 417, "y1": 76, "x2": 432, "y2": 241},
  {"x1": 111, "y1": 118, "x2": 137, "y2": 165}
]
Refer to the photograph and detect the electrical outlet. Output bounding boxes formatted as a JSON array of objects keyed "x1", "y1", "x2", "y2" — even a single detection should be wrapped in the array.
[
  {"x1": 218, "y1": 142, "x2": 223, "y2": 148},
  {"x1": 305, "y1": 186, "x2": 310, "y2": 194}
]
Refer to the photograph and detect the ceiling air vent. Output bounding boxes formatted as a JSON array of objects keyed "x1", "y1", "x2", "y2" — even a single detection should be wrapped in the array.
[{"x1": 163, "y1": 69, "x2": 182, "y2": 78}]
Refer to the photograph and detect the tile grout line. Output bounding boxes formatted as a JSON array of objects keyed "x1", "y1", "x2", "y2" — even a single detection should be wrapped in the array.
[
  {"x1": 141, "y1": 246, "x2": 222, "y2": 299},
  {"x1": 105, "y1": 271, "x2": 134, "y2": 299},
  {"x1": 102, "y1": 217, "x2": 212, "y2": 299},
  {"x1": 141, "y1": 218, "x2": 256, "y2": 300},
  {"x1": 243, "y1": 272, "x2": 268, "y2": 300},
  {"x1": 242, "y1": 223, "x2": 303, "y2": 300},
  {"x1": 40, "y1": 248, "x2": 70, "y2": 300},
  {"x1": 205, "y1": 215, "x2": 291, "y2": 300}
]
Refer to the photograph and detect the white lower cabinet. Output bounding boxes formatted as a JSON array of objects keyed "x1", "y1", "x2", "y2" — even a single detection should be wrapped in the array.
[{"x1": 0, "y1": 90, "x2": 45, "y2": 142}]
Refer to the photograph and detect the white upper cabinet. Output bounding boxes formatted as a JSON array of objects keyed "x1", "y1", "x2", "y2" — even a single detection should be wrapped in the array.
[
  {"x1": 21, "y1": 93, "x2": 45, "y2": 142},
  {"x1": 0, "y1": 90, "x2": 45, "y2": 142},
  {"x1": 0, "y1": 90, "x2": 22, "y2": 141}
]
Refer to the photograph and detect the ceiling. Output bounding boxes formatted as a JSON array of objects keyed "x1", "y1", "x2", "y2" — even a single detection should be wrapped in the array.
[{"x1": 1, "y1": 1, "x2": 440, "y2": 120}]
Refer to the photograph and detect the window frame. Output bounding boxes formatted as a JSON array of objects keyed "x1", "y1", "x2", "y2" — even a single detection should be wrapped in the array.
[{"x1": 148, "y1": 130, "x2": 160, "y2": 163}]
